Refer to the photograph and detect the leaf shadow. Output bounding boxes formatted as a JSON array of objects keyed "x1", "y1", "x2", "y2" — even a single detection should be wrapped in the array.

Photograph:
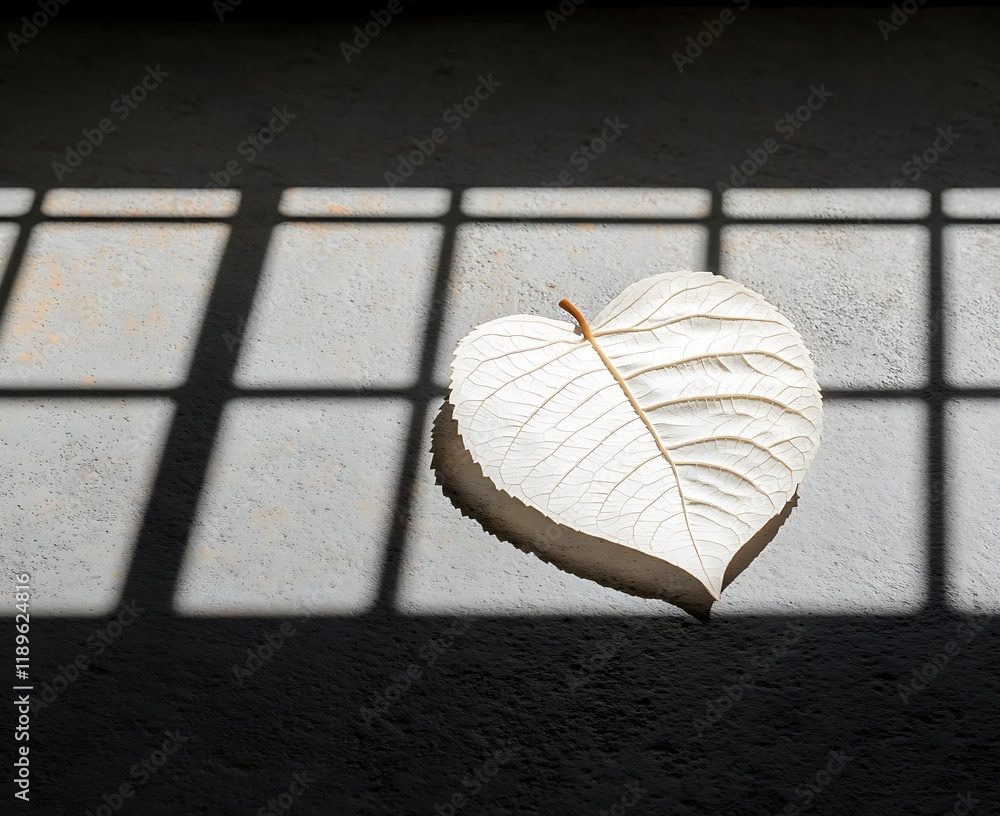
[{"x1": 431, "y1": 398, "x2": 797, "y2": 622}]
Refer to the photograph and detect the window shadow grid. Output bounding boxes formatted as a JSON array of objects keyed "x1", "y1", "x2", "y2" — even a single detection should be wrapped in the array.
[
  {"x1": 0, "y1": 188, "x2": 995, "y2": 618},
  {"x1": 113, "y1": 187, "x2": 283, "y2": 615},
  {"x1": 373, "y1": 187, "x2": 462, "y2": 613}
]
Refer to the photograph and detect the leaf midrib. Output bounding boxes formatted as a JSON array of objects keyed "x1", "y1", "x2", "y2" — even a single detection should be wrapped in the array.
[{"x1": 577, "y1": 326, "x2": 711, "y2": 590}]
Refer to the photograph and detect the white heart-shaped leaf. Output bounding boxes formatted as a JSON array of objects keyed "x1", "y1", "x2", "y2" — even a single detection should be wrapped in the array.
[{"x1": 449, "y1": 270, "x2": 823, "y2": 599}]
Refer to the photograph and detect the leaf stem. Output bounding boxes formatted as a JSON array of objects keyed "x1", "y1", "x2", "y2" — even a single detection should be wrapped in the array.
[{"x1": 559, "y1": 298, "x2": 593, "y2": 341}]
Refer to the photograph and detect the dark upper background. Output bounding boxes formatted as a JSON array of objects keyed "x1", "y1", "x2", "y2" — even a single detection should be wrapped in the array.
[
  {"x1": 5, "y1": 0, "x2": 994, "y2": 16},
  {"x1": 1, "y1": 4, "x2": 997, "y2": 191}
]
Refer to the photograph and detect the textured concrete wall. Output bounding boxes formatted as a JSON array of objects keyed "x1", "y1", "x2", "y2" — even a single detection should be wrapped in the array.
[{"x1": 1, "y1": 7, "x2": 999, "y2": 815}]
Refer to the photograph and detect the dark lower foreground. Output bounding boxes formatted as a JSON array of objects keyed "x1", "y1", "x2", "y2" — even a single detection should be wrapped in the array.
[{"x1": 30, "y1": 613, "x2": 999, "y2": 815}]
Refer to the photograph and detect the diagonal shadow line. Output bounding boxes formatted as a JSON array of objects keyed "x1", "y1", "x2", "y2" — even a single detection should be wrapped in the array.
[
  {"x1": 927, "y1": 189, "x2": 946, "y2": 613},
  {"x1": 121, "y1": 187, "x2": 281, "y2": 615},
  {"x1": 0, "y1": 190, "x2": 45, "y2": 342},
  {"x1": 372, "y1": 188, "x2": 462, "y2": 614}
]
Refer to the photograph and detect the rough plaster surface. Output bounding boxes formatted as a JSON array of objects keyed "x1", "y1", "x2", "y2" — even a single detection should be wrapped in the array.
[
  {"x1": 0, "y1": 8, "x2": 998, "y2": 816},
  {"x1": 279, "y1": 186, "x2": 452, "y2": 217},
  {"x1": 460, "y1": 186, "x2": 713, "y2": 218},
  {"x1": 723, "y1": 224, "x2": 930, "y2": 389},
  {"x1": 175, "y1": 398, "x2": 409, "y2": 615},
  {"x1": 947, "y1": 401, "x2": 1000, "y2": 612},
  {"x1": 1, "y1": 399, "x2": 173, "y2": 614},
  {"x1": 944, "y1": 225, "x2": 1000, "y2": 387},
  {"x1": 0, "y1": 187, "x2": 35, "y2": 217},
  {"x1": 40, "y1": 188, "x2": 242, "y2": 218},
  {"x1": 234, "y1": 222, "x2": 442, "y2": 388},
  {"x1": 0, "y1": 223, "x2": 226, "y2": 386},
  {"x1": 722, "y1": 187, "x2": 931, "y2": 219}
]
